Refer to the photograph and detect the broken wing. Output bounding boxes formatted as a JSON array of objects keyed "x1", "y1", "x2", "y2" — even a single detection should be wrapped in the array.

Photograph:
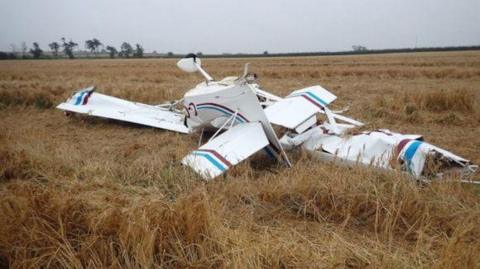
[{"x1": 56, "y1": 87, "x2": 190, "y2": 134}]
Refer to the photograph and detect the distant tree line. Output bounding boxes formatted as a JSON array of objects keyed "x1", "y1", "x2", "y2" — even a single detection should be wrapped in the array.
[
  {"x1": 185, "y1": 46, "x2": 480, "y2": 58},
  {"x1": 1, "y1": 43, "x2": 480, "y2": 60},
  {"x1": 1, "y1": 38, "x2": 145, "y2": 59}
]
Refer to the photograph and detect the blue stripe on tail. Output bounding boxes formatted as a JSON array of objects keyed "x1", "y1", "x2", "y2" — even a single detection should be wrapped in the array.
[
  {"x1": 192, "y1": 152, "x2": 227, "y2": 171},
  {"x1": 304, "y1": 92, "x2": 328, "y2": 106}
]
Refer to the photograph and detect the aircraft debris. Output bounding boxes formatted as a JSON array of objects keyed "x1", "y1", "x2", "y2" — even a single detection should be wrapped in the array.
[{"x1": 57, "y1": 54, "x2": 478, "y2": 182}]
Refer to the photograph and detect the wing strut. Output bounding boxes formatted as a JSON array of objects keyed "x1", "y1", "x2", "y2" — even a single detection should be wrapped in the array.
[{"x1": 208, "y1": 109, "x2": 239, "y2": 142}]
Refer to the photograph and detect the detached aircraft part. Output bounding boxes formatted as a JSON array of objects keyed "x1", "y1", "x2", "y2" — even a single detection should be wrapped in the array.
[
  {"x1": 282, "y1": 127, "x2": 477, "y2": 181},
  {"x1": 182, "y1": 122, "x2": 269, "y2": 179},
  {"x1": 57, "y1": 55, "x2": 478, "y2": 182},
  {"x1": 57, "y1": 87, "x2": 189, "y2": 134}
]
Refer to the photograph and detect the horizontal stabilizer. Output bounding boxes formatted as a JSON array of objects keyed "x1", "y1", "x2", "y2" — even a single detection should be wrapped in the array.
[
  {"x1": 57, "y1": 88, "x2": 189, "y2": 134},
  {"x1": 264, "y1": 86, "x2": 337, "y2": 131},
  {"x1": 182, "y1": 122, "x2": 269, "y2": 179}
]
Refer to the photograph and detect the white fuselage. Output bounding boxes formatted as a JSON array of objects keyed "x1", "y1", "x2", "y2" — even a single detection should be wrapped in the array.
[{"x1": 183, "y1": 80, "x2": 253, "y2": 131}]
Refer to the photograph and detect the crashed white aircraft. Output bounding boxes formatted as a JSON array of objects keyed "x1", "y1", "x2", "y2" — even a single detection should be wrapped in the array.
[{"x1": 57, "y1": 54, "x2": 478, "y2": 181}]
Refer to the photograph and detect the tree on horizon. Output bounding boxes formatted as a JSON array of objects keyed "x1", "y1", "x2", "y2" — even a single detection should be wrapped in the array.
[
  {"x1": 352, "y1": 45, "x2": 368, "y2": 52},
  {"x1": 133, "y1": 44, "x2": 144, "y2": 58},
  {"x1": 120, "y1": 42, "x2": 133, "y2": 58},
  {"x1": 48, "y1": 42, "x2": 60, "y2": 57},
  {"x1": 85, "y1": 38, "x2": 102, "y2": 56},
  {"x1": 29, "y1": 42, "x2": 43, "y2": 59},
  {"x1": 106, "y1": 46, "x2": 118, "y2": 58},
  {"x1": 61, "y1": 37, "x2": 78, "y2": 59}
]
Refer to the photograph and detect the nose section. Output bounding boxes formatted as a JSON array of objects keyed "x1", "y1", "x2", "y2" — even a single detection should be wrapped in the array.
[
  {"x1": 184, "y1": 102, "x2": 197, "y2": 118},
  {"x1": 184, "y1": 101, "x2": 202, "y2": 130}
]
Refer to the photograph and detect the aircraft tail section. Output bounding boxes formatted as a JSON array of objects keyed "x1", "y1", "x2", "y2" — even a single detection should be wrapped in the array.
[
  {"x1": 182, "y1": 122, "x2": 269, "y2": 179},
  {"x1": 264, "y1": 86, "x2": 336, "y2": 132}
]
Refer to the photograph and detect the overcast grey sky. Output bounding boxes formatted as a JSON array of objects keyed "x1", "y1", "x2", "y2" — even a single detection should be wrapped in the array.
[{"x1": 1, "y1": 0, "x2": 479, "y2": 54}]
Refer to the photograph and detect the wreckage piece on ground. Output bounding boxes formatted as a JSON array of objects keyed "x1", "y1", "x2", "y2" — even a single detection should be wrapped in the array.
[
  {"x1": 57, "y1": 54, "x2": 478, "y2": 182},
  {"x1": 281, "y1": 127, "x2": 477, "y2": 181}
]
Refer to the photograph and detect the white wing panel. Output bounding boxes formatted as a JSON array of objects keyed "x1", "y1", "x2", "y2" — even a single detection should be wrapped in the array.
[
  {"x1": 182, "y1": 122, "x2": 269, "y2": 179},
  {"x1": 57, "y1": 89, "x2": 189, "y2": 134}
]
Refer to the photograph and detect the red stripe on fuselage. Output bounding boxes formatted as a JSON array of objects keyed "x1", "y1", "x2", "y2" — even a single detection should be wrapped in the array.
[{"x1": 396, "y1": 139, "x2": 412, "y2": 157}]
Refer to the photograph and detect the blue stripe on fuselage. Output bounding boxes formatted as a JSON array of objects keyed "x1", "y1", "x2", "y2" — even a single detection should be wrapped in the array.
[
  {"x1": 196, "y1": 106, "x2": 245, "y2": 123},
  {"x1": 263, "y1": 146, "x2": 276, "y2": 160},
  {"x1": 403, "y1": 140, "x2": 422, "y2": 172}
]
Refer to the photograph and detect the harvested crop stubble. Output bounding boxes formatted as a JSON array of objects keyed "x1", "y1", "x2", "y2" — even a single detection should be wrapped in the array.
[{"x1": 1, "y1": 51, "x2": 480, "y2": 268}]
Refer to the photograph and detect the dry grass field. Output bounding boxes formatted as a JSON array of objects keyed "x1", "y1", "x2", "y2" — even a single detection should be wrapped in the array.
[{"x1": 1, "y1": 51, "x2": 480, "y2": 268}]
